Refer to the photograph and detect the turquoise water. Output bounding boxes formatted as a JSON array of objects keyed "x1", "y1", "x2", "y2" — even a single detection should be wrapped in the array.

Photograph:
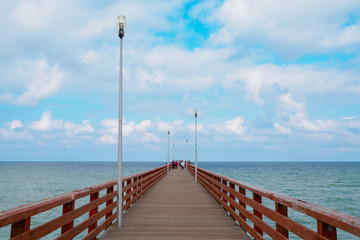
[{"x1": 0, "y1": 161, "x2": 359, "y2": 239}]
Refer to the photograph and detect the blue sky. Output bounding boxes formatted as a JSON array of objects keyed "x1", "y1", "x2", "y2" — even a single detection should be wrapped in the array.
[{"x1": 1, "y1": 0, "x2": 360, "y2": 162}]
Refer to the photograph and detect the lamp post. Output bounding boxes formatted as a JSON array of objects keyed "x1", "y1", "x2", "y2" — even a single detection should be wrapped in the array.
[
  {"x1": 186, "y1": 138, "x2": 188, "y2": 169},
  {"x1": 117, "y1": 15, "x2": 126, "y2": 228},
  {"x1": 195, "y1": 109, "x2": 198, "y2": 183},
  {"x1": 173, "y1": 144, "x2": 175, "y2": 162},
  {"x1": 182, "y1": 147, "x2": 185, "y2": 162},
  {"x1": 167, "y1": 129, "x2": 170, "y2": 173}
]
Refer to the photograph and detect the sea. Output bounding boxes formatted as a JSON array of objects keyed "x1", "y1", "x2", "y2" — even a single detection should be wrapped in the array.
[{"x1": 0, "y1": 161, "x2": 359, "y2": 240}]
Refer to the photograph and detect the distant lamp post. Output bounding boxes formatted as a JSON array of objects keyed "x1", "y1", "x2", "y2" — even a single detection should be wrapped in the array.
[
  {"x1": 186, "y1": 138, "x2": 188, "y2": 169},
  {"x1": 173, "y1": 144, "x2": 175, "y2": 162},
  {"x1": 182, "y1": 147, "x2": 185, "y2": 162},
  {"x1": 195, "y1": 109, "x2": 198, "y2": 183},
  {"x1": 167, "y1": 129, "x2": 170, "y2": 173},
  {"x1": 117, "y1": 14, "x2": 126, "y2": 228}
]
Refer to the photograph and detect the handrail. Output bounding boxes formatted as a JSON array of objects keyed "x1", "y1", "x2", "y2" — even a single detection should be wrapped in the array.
[
  {"x1": 0, "y1": 164, "x2": 169, "y2": 240},
  {"x1": 188, "y1": 164, "x2": 360, "y2": 240}
]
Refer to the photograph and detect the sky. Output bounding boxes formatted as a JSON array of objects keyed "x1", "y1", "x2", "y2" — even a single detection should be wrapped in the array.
[{"x1": 0, "y1": 0, "x2": 360, "y2": 162}]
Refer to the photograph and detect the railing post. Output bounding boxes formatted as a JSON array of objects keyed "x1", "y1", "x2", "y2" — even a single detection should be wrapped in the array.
[
  {"x1": 125, "y1": 179, "x2": 132, "y2": 211},
  {"x1": 216, "y1": 176, "x2": 221, "y2": 200},
  {"x1": 106, "y1": 186, "x2": 114, "y2": 220},
  {"x1": 61, "y1": 200, "x2": 75, "y2": 236},
  {"x1": 253, "y1": 193, "x2": 263, "y2": 236},
  {"x1": 229, "y1": 182, "x2": 236, "y2": 220},
  {"x1": 141, "y1": 174, "x2": 144, "y2": 195},
  {"x1": 317, "y1": 220, "x2": 337, "y2": 240},
  {"x1": 132, "y1": 177, "x2": 137, "y2": 200},
  {"x1": 222, "y1": 179, "x2": 228, "y2": 207},
  {"x1": 88, "y1": 192, "x2": 99, "y2": 235},
  {"x1": 10, "y1": 217, "x2": 31, "y2": 238},
  {"x1": 239, "y1": 187, "x2": 246, "y2": 221},
  {"x1": 138, "y1": 175, "x2": 142, "y2": 196},
  {"x1": 275, "y1": 202, "x2": 289, "y2": 238}
]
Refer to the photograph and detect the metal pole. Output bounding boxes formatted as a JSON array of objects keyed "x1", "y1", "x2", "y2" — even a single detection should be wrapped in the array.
[
  {"x1": 182, "y1": 148, "x2": 184, "y2": 161},
  {"x1": 186, "y1": 138, "x2": 188, "y2": 169},
  {"x1": 173, "y1": 144, "x2": 175, "y2": 161},
  {"x1": 117, "y1": 36, "x2": 123, "y2": 227},
  {"x1": 167, "y1": 130, "x2": 170, "y2": 174},
  {"x1": 195, "y1": 110, "x2": 198, "y2": 183}
]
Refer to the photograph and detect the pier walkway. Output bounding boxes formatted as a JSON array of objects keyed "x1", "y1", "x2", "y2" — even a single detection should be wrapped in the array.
[{"x1": 100, "y1": 168, "x2": 250, "y2": 240}]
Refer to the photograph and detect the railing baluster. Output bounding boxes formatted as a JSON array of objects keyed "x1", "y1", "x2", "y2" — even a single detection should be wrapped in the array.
[
  {"x1": 138, "y1": 175, "x2": 142, "y2": 196},
  {"x1": 88, "y1": 191, "x2": 99, "y2": 236},
  {"x1": 275, "y1": 202, "x2": 289, "y2": 238},
  {"x1": 61, "y1": 200, "x2": 75, "y2": 237},
  {"x1": 105, "y1": 186, "x2": 114, "y2": 220},
  {"x1": 317, "y1": 220, "x2": 337, "y2": 240},
  {"x1": 239, "y1": 186, "x2": 246, "y2": 221},
  {"x1": 132, "y1": 177, "x2": 138, "y2": 200},
  {"x1": 222, "y1": 179, "x2": 228, "y2": 207},
  {"x1": 216, "y1": 176, "x2": 221, "y2": 200},
  {"x1": 253, "y1": 193, "x2": 263, "y2": 236},
  {"x1": 126, "y1": 179, "x2": 132, "y2": 208},
  {"x1": 10, "y1": 217, "x2": 31, "y2": 238},
  {"x1": 229, "y1": 182, "x2": 236, "y2": 221}
]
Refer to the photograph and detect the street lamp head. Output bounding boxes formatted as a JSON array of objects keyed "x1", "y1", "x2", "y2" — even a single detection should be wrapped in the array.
[
  {"x1": 195, "y1": 109, "x2": 198, "y2": 118},
  {"x1": 186, "y1": 138, "x2": 188, "y2": 142},
  {"x1": 168, "y1": 129, "x2": 170, "y2": 135},
  {"x1": 117, "y1": 15, "x2": 127, "y2": 39}
]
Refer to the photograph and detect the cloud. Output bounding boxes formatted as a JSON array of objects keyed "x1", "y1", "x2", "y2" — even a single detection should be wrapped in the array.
[
  {"x1": 28, "y1": 111, "x2": 63, "y2": 131},
  {"x1": 64, "y1": 120, "x2": 94, "y2": 137},
  {"x1": 0, "y1": 59, "x2": 65, "y2": 106},
  {"x1": 78, "y1": 50, "x2": 100, "y2": 64},
  {"x1": 102, "y1": 119, "x2": 118, "y2": 134},
  {"x1": 274, "y1": 122, "x2": 292, "y2": 135},
  {"x1": 6, "y1": 120, "x2": 23, "y2": 130},
  {"x1": 157, "y1": 119, "x2": 184, "y2": 133},
  {"x1": 275, "y1": 93, "x2": 337, "y2": 135},
  {"x1": 99, "y1": 134, "x2": 116, "y2": 144},
  {"x1": 211, "y1": 0, "x2": 360, "y2": 56},
  {"x1": 100, "y1": 118, "x2": 161, "y2": 144},
  {"x1": 12, "y1": 0, "x2": 59, "y2": 31},
  {"x1": 0, "y1": 128, "x2": 33, "y2": 141},
  {"x1": 224, "y1": 64, "x2": 358, "y2": 104},
  {"x1": 279, "y1": 93, "x2": 304, "y2": 112},
  {"x1": 127, "y1": 46, "x2": 228, "y2": 93},
  {"x1": 0, "y1": 119, "x2": 32, "y2": 141},
  {"x1": 224, "y1": 116, "x2": 245, "y2": 135},
  {"x1": 342, "y1": 116, "x2": 359, "y2": 120},
  {"x1": 28, "y1": 111, "x2": 94, "y2": 139}
]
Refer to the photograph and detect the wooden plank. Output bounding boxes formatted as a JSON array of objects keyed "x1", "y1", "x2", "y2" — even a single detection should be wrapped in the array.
[{"x1": 99, "y1": 169, "x2": 250, "y2": 240}]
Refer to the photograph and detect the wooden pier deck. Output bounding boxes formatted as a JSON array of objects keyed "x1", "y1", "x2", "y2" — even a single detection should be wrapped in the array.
[{"x1": 100, "y1": 168, "x2": 250, "y2": 240}]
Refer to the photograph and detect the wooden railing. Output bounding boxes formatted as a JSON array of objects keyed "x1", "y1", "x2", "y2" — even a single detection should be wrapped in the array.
[
  {"x1": 188, "y1": 165, "x2": 360, "y2": 240},
  {"x1": 0, "y1": 165, "x2": 169, "y2": 240}
]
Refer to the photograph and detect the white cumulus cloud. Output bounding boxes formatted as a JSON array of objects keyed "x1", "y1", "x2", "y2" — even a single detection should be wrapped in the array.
[
  {"x1": 0, "y1": 59, "x2": 65, "y2": 106},
  {"x1": 6, "y1": 119, "x2": 23, "y2": 130},
  {"x1": 212, "y1": 0, "x2": 360, "y2": 56},
  {"x1": 28, "y1": 111, "x2": 63, "y2": 131}
]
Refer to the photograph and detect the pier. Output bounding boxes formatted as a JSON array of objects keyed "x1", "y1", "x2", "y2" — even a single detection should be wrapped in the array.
[
  {"x1": 100, "y1": 167, "x2": 250, "y2": 240},
  {"x1": 1, "y1": 164, "x2": 360, "y2": 239}
]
